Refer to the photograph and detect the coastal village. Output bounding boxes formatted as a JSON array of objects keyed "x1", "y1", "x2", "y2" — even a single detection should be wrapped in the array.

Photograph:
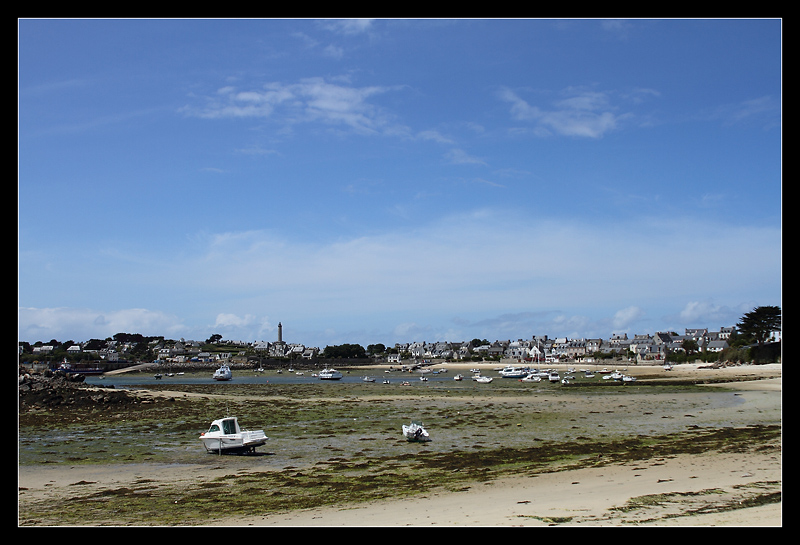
[{"x1": 23, "y1": 321, "x2": 779, "y2": 368}]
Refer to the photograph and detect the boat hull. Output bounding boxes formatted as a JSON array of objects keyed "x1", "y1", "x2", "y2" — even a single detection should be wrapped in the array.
[{"x1": 201, "y1": 431, "x2": 267, "y2": 453}]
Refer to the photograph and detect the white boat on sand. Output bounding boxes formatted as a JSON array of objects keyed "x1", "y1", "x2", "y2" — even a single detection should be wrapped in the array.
[
  {"x1": 402, "y1": 421, "x2": 431, "y2": 442},
  {"x1": 200, "y1": 416, "x2": 267, "y2": 454},
  {"x1": 475, "y1": 376, "x2": 493, "y2": 383},
  {"x1": 521, "y1": 373, "x2": 541, "y2": 382},
  {"x1": 212, "y1": 364, "x2": 232, "y2": 381}
]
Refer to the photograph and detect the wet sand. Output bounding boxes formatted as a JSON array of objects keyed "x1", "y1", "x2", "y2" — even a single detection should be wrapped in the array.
[
  {"x1": 218, "y1": 365, "x2": 784, "y2": 527},
  {"x1": 18, "y1": 362, "x2": 781, "y2": 527}
]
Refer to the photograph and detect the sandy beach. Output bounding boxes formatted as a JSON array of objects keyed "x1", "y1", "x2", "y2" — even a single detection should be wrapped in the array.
[
  {"x1": 216, "y1": 365, "x2": 784, "y2": 527},
  {"x1": 18, "y1": 362, "x2": 781, "y2": 527}
]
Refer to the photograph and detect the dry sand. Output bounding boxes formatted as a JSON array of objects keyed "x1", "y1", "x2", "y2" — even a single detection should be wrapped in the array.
[{"x1": 18, "y1": 362, "x2": 782, "y2": 527}]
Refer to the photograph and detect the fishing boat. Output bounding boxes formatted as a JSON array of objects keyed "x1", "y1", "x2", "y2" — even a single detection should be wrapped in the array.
[
  {"x1": 200, "y1": 416, "x2": 267, "y2": 454},
  {"x1": 520, "y1": 373, "x2": 541, "y2": 382},
  {"x1": 402, "y1": 421, "x2": 431, "y2": 442},
  {"x1": 453, "y1": 374, "x2": 464, "y2": 381},
  {"x1": 622, "y1": 375, "x2": 637, "y2": 383},
  {"x1": 212, "y1": 364, "x2": 232, "y2": 381},
  {"x1": 318, "y1": 368, "x2": 343, "y2": 380},
  {"x1": 475, "y1": 376, "x2": 493, "y2": 383}
]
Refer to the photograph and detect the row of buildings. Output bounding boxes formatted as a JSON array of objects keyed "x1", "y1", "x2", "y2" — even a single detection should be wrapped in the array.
[
  {"x1": 388, "y1": 327, "x2": 739, "y2": 364},
  {"x1": 166, "y1": 325, "x2": 743, "y2": 364},
  {"x1": 30, "y1": 325, "x2": 767, "y2": 365}
]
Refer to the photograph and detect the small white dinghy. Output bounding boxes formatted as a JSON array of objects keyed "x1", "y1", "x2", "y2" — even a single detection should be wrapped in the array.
[
  {"x1": 402, "y1": 421, "x2": 431, "y2": 442},
  {"x1": 200, "y1": 416, "x2": 267, "y2": 454}
]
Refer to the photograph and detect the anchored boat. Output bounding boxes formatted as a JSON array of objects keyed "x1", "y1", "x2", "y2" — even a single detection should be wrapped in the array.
[
  {"x1": 318, "y1": 368, "x2": 343, "y2": 380},
  {"x1": 212, "y1": 364, "x2": 232, "y2": 381},
  {"x1": 499, "y1": 366, "x2": 528, "y2": 378}
]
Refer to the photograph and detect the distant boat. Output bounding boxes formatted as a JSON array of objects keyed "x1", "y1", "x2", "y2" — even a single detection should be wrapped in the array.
[
  {"x1": 475, "y1": 376, "x2": 493, "y2": 383},
  {"x1": 520, "y1": 374, "x2": 541, "y2": 383},
  {"x1": 54, "y1": 359, "x2": 104, "y2": 375},
  {"x1": 212, "y1": 364, "x2": 232, "y2": 381},
  {"x1": 363, "y1": 376, "x2": 376, "y2": 382},
  {"x1": 318, "y1": 368, "x2": 343, "y2": 380},
  {"x1": 453, "y1": 374, "x2": 464, "y2": 381},
  {"x1": 499, "y1": 366, "x2": 528, "y2": 378},
  {"x1": 548, "y1": 371, "x2": 560, "y2": 383}
]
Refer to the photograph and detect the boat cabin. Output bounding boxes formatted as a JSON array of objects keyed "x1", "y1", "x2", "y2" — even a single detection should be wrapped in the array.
[{"x1": 207, "y1": 417, "x2": 241, "y2": 435}]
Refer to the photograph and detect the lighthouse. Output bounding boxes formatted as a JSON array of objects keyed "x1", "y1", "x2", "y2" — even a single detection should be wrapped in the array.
[{"x1": 278, "y1": 322, "x2": 283, "y2": 343}]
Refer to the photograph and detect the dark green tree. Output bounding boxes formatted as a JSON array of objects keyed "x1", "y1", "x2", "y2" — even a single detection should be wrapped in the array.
[
  {"x1": 736, "y1": 306, "x2": 781, "y2": 345},
  {"x1": 323, "y1": 344, "x2": 367, "y2": 358}
]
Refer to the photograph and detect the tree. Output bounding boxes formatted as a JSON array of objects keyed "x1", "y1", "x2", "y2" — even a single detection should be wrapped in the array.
[
  {"x1": 736, "y1": 306, "x2": 781, "y2": 345},
  {"x1": 681, "y1": 338, "x2": 699, "y2": 356},
  {"x1": 323, "y1": 344, "x2": 367, "y2": 358}
]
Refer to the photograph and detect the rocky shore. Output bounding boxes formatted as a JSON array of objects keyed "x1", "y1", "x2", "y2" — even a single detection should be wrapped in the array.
[{"x1": 19, "y1": 368, "x2": 156, "y2": 411}]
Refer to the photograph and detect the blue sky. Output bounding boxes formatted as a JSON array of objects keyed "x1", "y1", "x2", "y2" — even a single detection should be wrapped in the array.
[{"x1": 18, "y1": 18, "x2": 782, "y2": 348}]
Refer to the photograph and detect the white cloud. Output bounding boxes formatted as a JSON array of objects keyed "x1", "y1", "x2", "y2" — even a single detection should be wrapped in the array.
[
  {"x1": 19, "y1": 211, "x2": 779, "y2": 345},
  {"x1": 183, "y1": 77, "x2": 403, "y2": 136},
  {"x1": 445, "y1": 148, "x2": 487, "y2": 165},
  {"x1": 612, "y1": 306, "x2": 645, "y2": 331},
  {"x1": 323, "y1": 19, "x2": 375, "y2": 36},
  {"x1": 677, "y1": 301, "x2": 748, "y2": 326},
  {"x1": 498, "y1": 86, "x2": 631, "y2": 138},
  {"x1": 18, "y1": 307, "x2": 187, "y2": 342}
]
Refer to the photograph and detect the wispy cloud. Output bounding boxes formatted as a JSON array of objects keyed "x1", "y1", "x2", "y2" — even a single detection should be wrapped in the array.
[
  {"x1": 498, "y1": 86, "x2": 633, "y2": 138},
  {"x1": 712, "y1": 95, "x2": 780, "y2": 129},
  {"x1": 182, "y1": 77, "x2": 403, "y2": 136},
  {"x1": 445, "y1": 148, "x2": 487, "y2": 165},
  {"x1": 322, "y1": 19, "x2": 375, "y2": 36}
]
